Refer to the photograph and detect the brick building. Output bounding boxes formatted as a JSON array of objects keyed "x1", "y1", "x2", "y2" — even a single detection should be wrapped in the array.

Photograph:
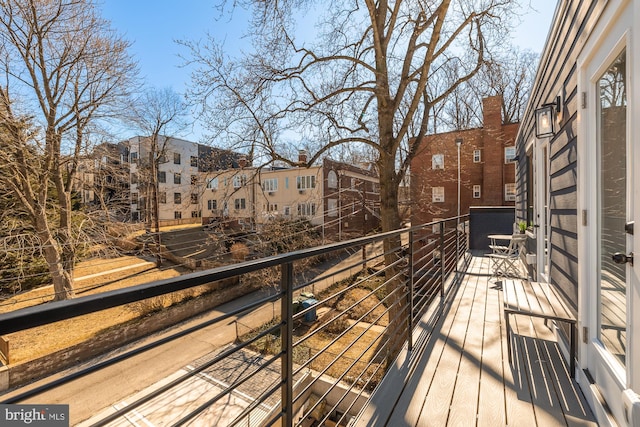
[{"x1": 411, "y1": 95, "x2": 519, "y2": 225}]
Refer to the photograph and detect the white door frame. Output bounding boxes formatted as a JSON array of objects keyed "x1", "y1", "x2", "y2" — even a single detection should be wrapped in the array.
[
  {"x1": 535, "y1": 138, "x2": 550, "y2": 284},
  {"x1": 576, "y1": 1, "x2": 638, "y2": 425}
]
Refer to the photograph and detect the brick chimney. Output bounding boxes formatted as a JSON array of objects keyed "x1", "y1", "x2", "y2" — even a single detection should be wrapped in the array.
[
  {"x1": 482, "y1": 95, "x2": 505, "y2": 205},
  {"x1": 298, "y1": 150, "x2": 308, "y2": 164},
  {"x1": 238, "y1": 156, "x2": 247, "y2": 168}
]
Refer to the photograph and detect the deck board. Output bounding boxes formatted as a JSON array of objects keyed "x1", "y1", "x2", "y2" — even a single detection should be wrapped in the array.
[
  {"x1": 385, "y1": 271, "x2": 469, "y2": 426},
  {"x1": 447, "y1": 259, "x2": 484, "y2": 426},
  {"x1": 416, "y1": 270, "x2": 476, "y2": 426},
  {"x1": 355, "y1": 255, "x2": 597, "y2": 427},
  {"x1": 477, "y1": 257, "x2": 510, "y2": 427}
]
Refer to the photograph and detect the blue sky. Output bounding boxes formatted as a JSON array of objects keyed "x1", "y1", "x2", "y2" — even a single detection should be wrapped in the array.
[{"x1": 99, "y1": 1, "x2": 557, "y2": 142}]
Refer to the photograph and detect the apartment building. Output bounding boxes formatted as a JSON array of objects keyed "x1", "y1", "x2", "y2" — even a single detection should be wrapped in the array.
[
  {"x1": 201, "y1": 153, "x2": 380, "y2": 240},
  {"x1": 410, "y1": 95, "x2": 519, "y2": 225},
  {"x1": 72, "y1": 142, "x2": 131, "y2": 220},
  {"x1": 76, "y1": 137, "x2": 380, "y2": 237},
  {"x1": 126, "y1": 136, "x2": 243, "y2": 226}
]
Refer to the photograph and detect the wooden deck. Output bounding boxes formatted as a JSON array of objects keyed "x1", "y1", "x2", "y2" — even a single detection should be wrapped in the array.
[{"x1": 355, "y1": 255, "x2": 597, "y2": 427}]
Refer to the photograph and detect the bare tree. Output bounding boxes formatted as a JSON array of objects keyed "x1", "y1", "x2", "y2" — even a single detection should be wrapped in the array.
[
  {"x1": 436, "y1": 46, "x2": 538, "y2": 130},
  {"x1": 482, "y1": 47, "x2": 538, "y2": 124},
  {"x1": 0, "y1": 0, "x2": 137, "y2": 300},
  {"x1": 184, "y1": 0, "x2": 518, "y2": 350},
  {"x1": 130, "y1": 87, "x2": 188, "y2": 266},
  {"x1": 185, "y1": 1, "x2": 517, "y2": 245}
]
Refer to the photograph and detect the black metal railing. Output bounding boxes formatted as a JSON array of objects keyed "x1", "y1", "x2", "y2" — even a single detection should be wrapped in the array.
[{"x1": 0, "y1": 215, "x2": 469, "y2": 427}]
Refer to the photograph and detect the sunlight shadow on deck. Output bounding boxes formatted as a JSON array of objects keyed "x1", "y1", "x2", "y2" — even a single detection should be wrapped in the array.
[{"x1": 354, "y1": 255, "x2": 597, "y2": 427}]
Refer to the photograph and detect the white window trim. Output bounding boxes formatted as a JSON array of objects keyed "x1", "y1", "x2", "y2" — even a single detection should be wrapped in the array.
[
  {"x1": 432, "y1": 154, "x2": 445, "y2": 170},
  {"x1": 432, "y1": 187, "x2": 444, "y2": 202}
]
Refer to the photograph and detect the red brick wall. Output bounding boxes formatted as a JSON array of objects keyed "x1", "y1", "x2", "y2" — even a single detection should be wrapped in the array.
[{"x1": 411, "y1": 95, "x2": 518, "y2": 226}]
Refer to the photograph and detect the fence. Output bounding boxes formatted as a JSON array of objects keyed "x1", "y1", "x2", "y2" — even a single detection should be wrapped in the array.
[{"x1": 0, "y1": 215, "x2": 469, "y2": 427}]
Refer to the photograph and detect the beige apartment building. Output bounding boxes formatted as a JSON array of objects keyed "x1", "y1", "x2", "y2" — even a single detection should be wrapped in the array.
[{"x1": 201, "y1": 152, "x2": 381, "y2": 240}]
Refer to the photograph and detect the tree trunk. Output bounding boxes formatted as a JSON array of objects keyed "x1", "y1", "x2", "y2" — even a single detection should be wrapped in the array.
[
  {"x1": 377, "y1": 149, "x2": 408, "y2": 360},
  {"x1": 36, "y1": 218, "x2": 75, "y2": 301}
]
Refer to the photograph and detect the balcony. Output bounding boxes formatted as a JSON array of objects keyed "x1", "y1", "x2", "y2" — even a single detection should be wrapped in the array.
[{"x1": 0, "y1": 216, "x2": 596, "y2": 426}]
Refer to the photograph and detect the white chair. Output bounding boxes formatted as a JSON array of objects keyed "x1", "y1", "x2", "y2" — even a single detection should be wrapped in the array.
[{"x1": 488, "y1": 234, "x2": 526, "y2": 278}]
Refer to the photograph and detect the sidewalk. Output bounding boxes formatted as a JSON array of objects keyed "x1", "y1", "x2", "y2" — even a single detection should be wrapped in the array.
[{"x1": 77, "y1": 242, "x2": 386, "y2": 425}]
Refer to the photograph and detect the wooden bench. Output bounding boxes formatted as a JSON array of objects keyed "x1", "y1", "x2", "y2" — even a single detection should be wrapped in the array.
[{"x1": 503, "y1": 280, "x2": 577, "y2": 378}]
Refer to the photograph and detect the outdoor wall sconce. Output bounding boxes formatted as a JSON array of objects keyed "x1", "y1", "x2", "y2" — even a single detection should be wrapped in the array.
[{"x1": 535, "y1": 96, "x2": 561, "y2": 138}]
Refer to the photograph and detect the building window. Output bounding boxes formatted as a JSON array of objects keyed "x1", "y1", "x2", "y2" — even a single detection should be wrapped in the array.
[
  {"x1": 328, "y1": 198, "x2": 338, "y2": 217},
  {"x1": 174, "y1": 192, "x2": 181, "y2": 204},
  {"x1": 284, "y1": 206, "x2": 291, "y2": 216},
  {"x1": 298, "y1": 202, "x2": 316, "y2": 217},
  {"x1": 432, "y1": 218, "x2": 443, "y2": 234},
  {"x1": 505, "y1": 183, "x2": 516, "y2": 201},
  {"x1": 234, "y1": 198, "x2": 246, "y2": 210},
  {"x1": 207, "y1": 177, "x2": 218, "y2": 190},
  {"x1": 191, "y1": 175, "x2": 197, "y2": 186},
  {"x1": 131, "y1": 173, "x2": 138, "y2": 184},
  {"x1": 268, "y1": 203, "x2": 278, "y2": 212},
  {"x1": 285, "y1": 177, "x2": 289, "y2": 189},
  {"x1": 432, "y1": 154, "x2": 444, "y2": 170},
  {"x1": 327, "y1": 170, "x2": 338, "y2": 189},
  {"x1": 174, "y1": 172, "x2": 181, "y2": 185},
  {"x1": 131, "y1": 192, "x2": 138, "y2": 204},
  {"x1": 174, "y1": 152, "x2": 181, "y2": 164},
  {"x1": 191, "y1": 211, "x2": 200, "y2": 218},
  {"x1": 190, "y1": 156, "x2": 198, "y2": 167},
  {"x1": 158, "y1": 154, "x2": 167, "y2": 163},
  {"x1": 191, "y1": 193, "x2": 198, "y2": 204},
  {"x1": 159, "y1": 192, "x2": 166, "y2": 204},
  {"x1": 233, "y1": 174, "x2": 247, "y2": 188},
  {"x1": 473, "y1": 150, "x2": 481, "y2": 163},
  {"x1": 158, "y1": 171, "x2": 166, "y2": 183},
  {"x1": 432, "y1": 187, "x2": 444, "y2": 202},
  {"x1": 505, "y1": 146, "x2": 517, "y2": 164},
  {"x1": 208, "y1": 199, "x2": 217, "y2": 211},
  {"x1": 473, "y1": 185, "x2": 481, "y2": 198},
  {"x1": 174, "y1": 211, "x2": 182, "y2": 219},
  {"x1": 297, "y1": 175, "x2": 315, "y2": 190},
  {"x1": 262, "y1": 178, "x2": 278, "y2": 192},
  {"x1": 130, "y1": 152, "x2": 138, "y2": 163}
]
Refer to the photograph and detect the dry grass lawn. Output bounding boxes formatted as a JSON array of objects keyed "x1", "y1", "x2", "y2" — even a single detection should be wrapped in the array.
[
  {"x1": 0, "y1": 256, "x2": 188, "y2": 364},
  {"x1": 246, "y1": 284, "x2": 390, "y2": 391}
]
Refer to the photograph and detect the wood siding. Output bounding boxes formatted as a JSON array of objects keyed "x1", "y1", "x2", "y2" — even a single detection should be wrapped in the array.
[{"x1": 515, "y1": 0, "x2": 608, "y2": 311}]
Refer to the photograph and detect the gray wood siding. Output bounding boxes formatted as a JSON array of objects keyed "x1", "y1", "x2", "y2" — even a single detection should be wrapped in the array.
[{"x1": 515, "y1": 0, "x2": 608, "y2": 312}]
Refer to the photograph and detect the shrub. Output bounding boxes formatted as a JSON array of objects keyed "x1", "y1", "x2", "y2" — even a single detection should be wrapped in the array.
[{"x1": 230, "y1": 242, "x2": 249, "y2": 261}]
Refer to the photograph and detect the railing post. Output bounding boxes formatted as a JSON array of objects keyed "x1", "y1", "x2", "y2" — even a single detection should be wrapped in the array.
[
  {"x1": 440, "y1": 220, "x2": 445, "y2": 298},
  {"x1": 407, "y1": 229, "x2": 414, "y2": 352},
  {"x1": 281, "y1": 262, "x2": 294, "y2": 427},
  {"x1": 455, "y1": 217, "x2": 460, "y2": 275}
]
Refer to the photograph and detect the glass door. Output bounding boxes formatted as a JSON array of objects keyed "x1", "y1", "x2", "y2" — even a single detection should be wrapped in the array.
[
  {"x1": 584, "y1": 41, "x2": 631, "y2": 426},
  {"x1": 597, "y1": 49, "x2": 628, "y2": 370}
]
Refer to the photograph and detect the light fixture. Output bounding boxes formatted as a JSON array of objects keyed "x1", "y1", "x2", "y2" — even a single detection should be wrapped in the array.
[{"x1": 535, "y1": 96, "x2": 561, "y2": 138}]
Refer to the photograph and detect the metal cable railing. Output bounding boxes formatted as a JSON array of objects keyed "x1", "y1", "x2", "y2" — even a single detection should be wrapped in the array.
[{"x1": 0, "y1": 215, "x2": 469, "y2": 427}]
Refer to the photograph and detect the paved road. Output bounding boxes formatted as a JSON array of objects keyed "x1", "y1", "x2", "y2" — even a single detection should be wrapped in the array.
[{"x1": 6, "y1": 244, "x2": 378, "y2": 425}]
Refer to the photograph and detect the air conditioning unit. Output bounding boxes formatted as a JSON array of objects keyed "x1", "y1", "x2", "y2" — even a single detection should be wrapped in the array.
[{"x1": 623, "y1": 389, "x2": 640, "y2": 427}]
